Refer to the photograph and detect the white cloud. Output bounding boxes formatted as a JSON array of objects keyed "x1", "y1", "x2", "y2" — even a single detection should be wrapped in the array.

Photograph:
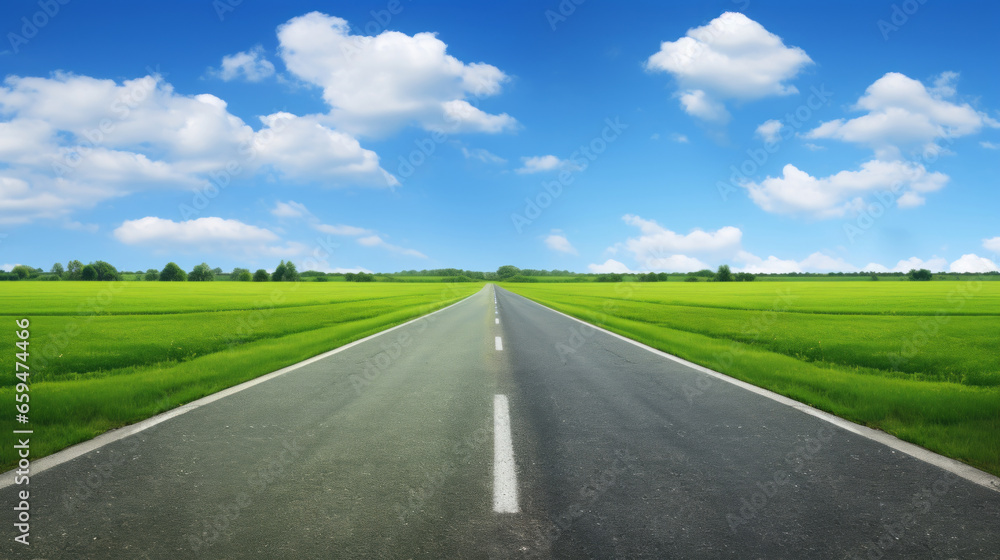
[
  {"x1": 678, "y1": 89, "x2": 730, "y2": 123},
  {"x1": 671, "y1": 133, "x2": 689, "y2": 143},
  {"x1": 981, "y1": 141, "x2": 1000, "y2": 150},
  {"x1": 0, "y1": 72, "x2": 395, "y2": 224},
  {"x1": 806, "y1": 72, "x2": 999, "y2": 156},
  {"x1": 645, "y1": 12, "x2": 812, "y2": 122},
  {"x1": 461, "y1": 147, "x2": 506, "y2": 164},
  {"x1": 950, "y1": 253, "x2": 999, "y2": 273},
  {"x1": 643, "y1": 254, "x2": 710, "y2": 272},
  {"x1": 621, "y1": 214, "x2": 742, "y2": 254},
  {"x1": 277, "y1": 11, "x2": 516, "y2": 136},
  {"x1": 214, "y1": 45, "x2": 276, "y2": 82},
  {"x1": 890, "y1": 256, "x2": 948, "y2": 272},
  {"x1": 862, "y1": 263, "x2": 890, "y2": 273},
  {"x1": 983, "y1": 237, "x2": 1000, "y2": 253},
  {"x1": 742, "y1": 160, "x2": 948, "y2": 218},
  {"x1": 607, "y1": 215, "x2": 739, "y2": 272},
  {"x1": 734, "y1": 250, "x2": 858, "y2": 273},
  {"x1": 587, "y1": 259, "x2": 632, "y2": 274},
  {"x1": 112, "y1": 216, "x2": 302, "y2": 257},
  {"x1": 271, "y1": 200, "x2": 309, "y2": 218},
  {"x1": 755, "y1": 119, "x2": 783, "y2": 143},
  {"x1": 314, "y1": 223, "x2": 372, "y2": 236},
  {"x1": 516, "y1": 155, "x2": 577, "y2": 174},
  {"x1": 0, "y1": 264, "x2": 22, "y2": 272},
  {"x1": 255, "y1": 112, "x2": 398, "y2": 187},
  {"x1": 114, "y1": 216, "x2": 278, "y2": 244},
  {"x1": 356, "y1": 235, "x2": 427, "y2": 258},
  {"x1": 544, "y1": 232, "x2": 577, "y2": 255}
]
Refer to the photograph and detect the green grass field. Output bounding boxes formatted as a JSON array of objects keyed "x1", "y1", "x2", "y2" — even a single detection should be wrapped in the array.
[
  {"x1": 502, "y1": 281, "x2": 1000, "y2": 476},
  {"x1": 0, "y1": 282, "x2": 481, "y2": 469}
]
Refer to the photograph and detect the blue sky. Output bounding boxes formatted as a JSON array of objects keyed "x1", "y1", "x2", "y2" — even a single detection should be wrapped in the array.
[{"x1": 1, "y1": 0, "x2": 998, "y2": 274}]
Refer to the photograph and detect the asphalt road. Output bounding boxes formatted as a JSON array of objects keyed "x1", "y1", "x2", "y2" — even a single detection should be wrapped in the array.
[{"x1": 4, "y1": 284, "x2": 999, "y2": 558}]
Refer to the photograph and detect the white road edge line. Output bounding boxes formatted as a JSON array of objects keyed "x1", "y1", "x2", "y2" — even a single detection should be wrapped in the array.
[
  {"x1": 0, "y1": 285, "x2": 490, "y2": 489},
  {"x1": 495, "y1": 336, "x2": 503, "y2": 351},
  {"x1": 493, "y1": 394, "x2": 519, "y2": 513},
  {"x1": 500, "y1": 287, "x2": 1000, "y2": 493}
]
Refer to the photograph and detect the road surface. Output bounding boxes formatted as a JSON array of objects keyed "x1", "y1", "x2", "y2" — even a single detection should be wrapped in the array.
[{"x1": 3, "y1": 284, "x2": 999, "y2": 558}]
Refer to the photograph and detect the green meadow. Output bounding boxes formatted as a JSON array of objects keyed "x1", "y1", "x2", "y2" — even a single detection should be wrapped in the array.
[
  {"x1": 0, "y1": 282, "x2": 481, "y2": 469},
  {"x1": 503, "y1": 281, "x2": 1000, "y2": 476}
]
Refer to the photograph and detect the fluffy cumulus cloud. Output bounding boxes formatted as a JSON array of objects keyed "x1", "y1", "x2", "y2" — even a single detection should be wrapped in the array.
[
  {"x1": 806, "y1": 72, "x2": 999, "y2": 157},
  {"x1": 645, "y1": 12, "x2": 812, "y2": 123},
  {"x1": 983, "y1": 237, "x2": 1000, "y2": 253},
  {"x1": 734, "y1": 250, "x2": 859, "y2": 274},
  {"x1": 0, "y1": 72, "x2": 396, "y2": 225},
  {"x1": 544, "y1": 231, "x2": 577, "y2": 255},
  {"x1": 214, "y1": 45, "x2": 276, "y2": 82},
  {"x1": 597, "y1": 215, "x2": 739, "y2": 272},
  {"x1": 888, "y1": 256, "x2": 948, "y2": 272},
  {"x1": 949, "y1": 254, "x2": 998, "y2": 273},
  {"x1": 587, "y1": 259, "x2": 632, "y2": 274},
  {"x1": 516, "y1": 155, "x2": 577, "y2": 174},
  {"x1": 277, "y1": 11, "x2": 516, "y2": 136},
  {"x1": 254, "y1": 112, "x2": 398, "y2": 186},
  {"x1": 742, "y1": 159, "x2": 948, "y2": 218},
  {"x1": 755, "y1": 119, "x2": 783, "y2": 143},
  {"x1": 113, "y1": 216, "x2": 303, "y2": 257}
]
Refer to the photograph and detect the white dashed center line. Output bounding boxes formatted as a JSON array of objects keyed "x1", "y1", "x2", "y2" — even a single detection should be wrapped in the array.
[
  {"x1": 493, "y1": 394, "x2": 519, "y2": 513},
  {"x1": 495, "y1": 336, "x2": 503, "y2": 351}
]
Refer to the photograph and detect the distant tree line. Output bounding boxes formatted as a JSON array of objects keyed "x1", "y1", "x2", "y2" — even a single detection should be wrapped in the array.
[{"x1": 2, "y1": 261, "x2": 996, "y2": 282}]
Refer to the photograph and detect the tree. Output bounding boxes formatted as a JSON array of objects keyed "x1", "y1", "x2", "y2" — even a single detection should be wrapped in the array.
[
  {"x1": 345, "y1": 272, "x2": 375, "y2": 282},
  {"x1": 231, "y1": 267, "x2": 251, "y2": 281},
  {"x1": 870, "y1": 274, "x2": 879, "y2": 281},
  {"x1": 144, "y1": 269, "x2": 159, "y2": 281},
  {"x1": 91, "y1": 261, "x2": 120, "y2": 281},
  {"x1": 272, "y1": 261, "x2": 287, "y2": 282},
  {"x1": 212, "y1": 267, "x2": 223, "y2": 276},
  {"x1": 189, "y1": 263, "x2": 215, "y2": 281},
  {"x1": 734, "y1": 272, "x2": 756, "y2": 282},
  {"x1": 253, "y1": 269, "x2": 269, "y2": 282},
  {"x1": 684, "y1": 276, "x2": 699, "y2": 282},
  {"x1": 11, "y1": 265, "x2": 32, "y2": 280},
  {"x1": 51, "y1": 262, "x2": 65, "y2": 278},
  {"x1": 159, "y1": 262, "x2": 187, "y2": 281},
  {"x1": 66, "y1": 260, "x2": 83, "y2": 280},
  {"x1": 496, "y1": 265, "x2": 521, "y2": 279},
  {"x1": 282, "y1": 261, "x2": 300, "y2": 282},
  {"x1": 714, "y1": 265, "x2": 733, "y2": 282},
  {"x1": 908, "y1": 268, "x2": 932, "y2": 281},
  {"x1": 80, "y1": 264, "x2": 97, "y2": 281}
]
